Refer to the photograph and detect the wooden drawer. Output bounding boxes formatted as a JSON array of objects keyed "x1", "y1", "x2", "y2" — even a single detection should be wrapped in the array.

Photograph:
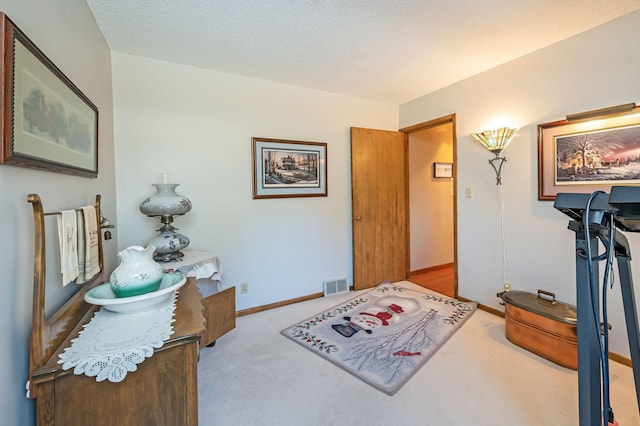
[{"x1": 202, "y1": 286, "x2": 236, "y2": 347}]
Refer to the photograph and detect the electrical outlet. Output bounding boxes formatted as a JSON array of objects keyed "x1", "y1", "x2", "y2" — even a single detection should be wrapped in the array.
[
  {"x1": 240, "y1": 282, "x2": 249, "y2": 294},
  {"x1": 504, "y1": 282, "x2": 512, "y2": 291}
]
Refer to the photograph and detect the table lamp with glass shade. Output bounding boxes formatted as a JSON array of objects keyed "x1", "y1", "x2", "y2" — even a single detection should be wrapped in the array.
[{"x1": 139, "y1": 175, "x2": 192, "y2": 262}]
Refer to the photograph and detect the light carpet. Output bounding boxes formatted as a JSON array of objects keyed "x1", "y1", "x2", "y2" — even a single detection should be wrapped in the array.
[
  {"x1": 197, "y1": 281, "x2": 640, "y2": 425},
  {"x1": 280, "y1": 281, "x2": 476, "y2": 395}
]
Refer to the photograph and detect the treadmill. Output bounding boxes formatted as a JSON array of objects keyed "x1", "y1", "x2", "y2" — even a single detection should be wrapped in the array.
[{"x1": 554, "y1": 186, "x2": 640, "y2": 425}]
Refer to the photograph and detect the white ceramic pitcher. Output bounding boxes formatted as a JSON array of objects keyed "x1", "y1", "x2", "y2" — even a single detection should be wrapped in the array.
[{"x1": 109, "y1": 245, "x2": 163, "y2": 298}]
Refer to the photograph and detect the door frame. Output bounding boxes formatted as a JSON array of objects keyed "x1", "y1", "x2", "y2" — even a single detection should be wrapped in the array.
[{"x1": 400, "y1": 114, "x2": 458, "y2": 297}]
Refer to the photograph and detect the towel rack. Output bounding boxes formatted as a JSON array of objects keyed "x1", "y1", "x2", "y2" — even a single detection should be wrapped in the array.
[{"x1": 26, "y1": 194, "x2": 104, "y2": 399}]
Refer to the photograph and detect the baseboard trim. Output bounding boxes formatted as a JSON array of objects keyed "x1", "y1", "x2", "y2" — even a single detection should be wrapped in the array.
[
  {"x1": 457, "y1": 296, "x2": 505, "y2": 318},
  {"x1": 410, "y1": 263, "x2": 454, "y2": 276},
  {"x1": 608, "y1": 349, "x2": 632, "y2": 367},
  {"x1": 236, "y1": 291, "x2": 325, "y2": 317}
]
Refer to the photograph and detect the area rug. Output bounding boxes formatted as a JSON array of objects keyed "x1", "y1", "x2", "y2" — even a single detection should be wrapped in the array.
[{"x1": 281, "y1": 281, "x2": 477, "y2": 395}]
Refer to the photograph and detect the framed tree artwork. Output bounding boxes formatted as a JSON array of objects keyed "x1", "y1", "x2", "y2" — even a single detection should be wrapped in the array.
[
  {"x1": 538, "y1": 105, "x2": 640, "y2": 200},
  {"x1": 252, "y1": 137, "x2": 327, "y2": 199},
  {"x1": 0, "y1": 13, "x2": 98, "y2": 177}
]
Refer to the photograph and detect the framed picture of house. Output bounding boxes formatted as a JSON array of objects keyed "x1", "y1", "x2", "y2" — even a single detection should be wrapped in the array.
[
  {"x1": 252, "y1": 137, "x2": 327, "y2": 199},
  {"x1": 0, "y1": 13, "x2": 98, "y2": 178},
  {"x1": 433, "y1": 162, "x2": 453, "y2": 178},
  {"x1": 538, "y1": 106, "x2": 640, "y2": 201}
]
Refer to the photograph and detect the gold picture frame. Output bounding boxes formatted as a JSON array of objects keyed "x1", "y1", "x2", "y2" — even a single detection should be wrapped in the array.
[{"x1": 538, "y1": 105, "x2": 640, "y2": 201}]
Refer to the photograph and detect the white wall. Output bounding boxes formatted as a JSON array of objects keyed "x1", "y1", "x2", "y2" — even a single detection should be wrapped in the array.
[
  {"x1": 409, "y1": 125, "x2": 454, "y2": 270},
  {"x1": 111, "y1": 52, "x2": 398, "y2": 311},
  {"x1": 401, "y1": 11, "x2": 640, "y2": 358},
  {"x1": 0, "y1": 1, "x2": 116, "y2": 425}
]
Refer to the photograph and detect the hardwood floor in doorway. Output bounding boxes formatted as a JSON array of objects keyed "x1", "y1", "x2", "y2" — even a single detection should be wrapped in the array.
[{"x1": 409, "y1": 264, "x2": 455, "y2": 298}]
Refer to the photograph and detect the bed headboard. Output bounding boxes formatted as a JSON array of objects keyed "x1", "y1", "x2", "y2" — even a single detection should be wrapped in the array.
[{"x1": 27, "y1": 194, "x2": 105, "y2": 398}]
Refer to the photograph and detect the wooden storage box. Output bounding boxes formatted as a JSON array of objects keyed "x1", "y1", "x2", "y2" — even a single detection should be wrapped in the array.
[{"x1": 499, "y1": 289, "x2": 577, "y2": 369}]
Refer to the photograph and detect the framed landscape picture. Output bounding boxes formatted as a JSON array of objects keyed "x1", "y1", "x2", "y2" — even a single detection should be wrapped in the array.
[
  {"x1": 252, "y1": 137, "x2": 327, "y2": 199},
  {"x1": 538, "y1": 106, "x2": 640, "y2": 200},
  {"x1": 0, "y1": 13, "x2": 98, "y2": 177}
]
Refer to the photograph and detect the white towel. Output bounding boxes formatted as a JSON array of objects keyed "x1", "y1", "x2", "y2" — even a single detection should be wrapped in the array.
[
  {"x1": 57, "y1": 210, "x2": 79, "y2": 285},
  {"x1": 76, "y1": 206, "x2": 101, "y2": 284},
  {"x1": 76, "y1": 210, "x2": 86, "y2": 284}
]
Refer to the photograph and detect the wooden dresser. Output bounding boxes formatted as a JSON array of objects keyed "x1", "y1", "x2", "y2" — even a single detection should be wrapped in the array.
[
  {"x1": 27, "y1": 195, "x2": 205, "y2": 425},
  {"x1": 30, "y1": 279, "x2": 205, "y2": 425}
]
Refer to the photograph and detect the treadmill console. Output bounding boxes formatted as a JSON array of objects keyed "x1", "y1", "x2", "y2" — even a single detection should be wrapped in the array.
[{"x1": 554, "y1": 186, "x2": 640, "y2": 232}]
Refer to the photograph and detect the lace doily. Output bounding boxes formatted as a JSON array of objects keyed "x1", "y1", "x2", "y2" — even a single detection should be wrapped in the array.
[
  {"x1": 162, "y1": 251, "x2": 222, "y2": 281},
  {"x1": 58, "y1": 291, "x2": 178, "y2": 383}
]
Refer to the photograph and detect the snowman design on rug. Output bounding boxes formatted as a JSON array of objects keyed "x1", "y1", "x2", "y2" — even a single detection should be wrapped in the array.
[{"x1": 331, "y1": 295, "x2": 420, "y2": 338}]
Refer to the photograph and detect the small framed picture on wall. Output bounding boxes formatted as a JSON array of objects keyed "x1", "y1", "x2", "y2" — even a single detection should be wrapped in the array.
[{"x1": 433, "y1": 162, "x2": 453, "y2": 178}]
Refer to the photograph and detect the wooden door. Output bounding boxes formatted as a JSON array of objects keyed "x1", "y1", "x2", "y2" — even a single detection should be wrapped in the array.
[{"x1": 351, "y1": 127, "x2": 408, "y2": 290}]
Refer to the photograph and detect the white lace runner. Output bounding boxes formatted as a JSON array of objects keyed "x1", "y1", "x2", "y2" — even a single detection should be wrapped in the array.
[{"x1": 58, "y1": 292, "x2": 178, "y2": 383}]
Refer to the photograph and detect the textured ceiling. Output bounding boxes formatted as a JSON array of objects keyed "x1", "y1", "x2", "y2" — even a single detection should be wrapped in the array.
[{"x1": 85, "y1": 0, "x2": 640, "y2": 104}]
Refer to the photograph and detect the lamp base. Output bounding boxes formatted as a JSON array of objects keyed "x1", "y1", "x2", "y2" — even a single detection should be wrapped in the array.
[
  {"x1": 489, "y1": 155, "x2": 507, "y2": 185},
  {"x1": 153, "y1": 251, "x2": 185, "y2": 262},
  {"x1": 147, "y1": 220, "x2": 190, "y2": 263}
]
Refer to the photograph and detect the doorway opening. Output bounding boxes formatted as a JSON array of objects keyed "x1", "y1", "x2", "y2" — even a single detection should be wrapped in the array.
[{"x1": 400, "y1": 115, "x2": 457, "y2": 298}]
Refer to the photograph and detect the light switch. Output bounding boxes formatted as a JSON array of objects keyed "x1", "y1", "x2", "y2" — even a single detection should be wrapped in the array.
[{"x1": 466, "y1": 186, "x2": 472, "y2": 198}]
